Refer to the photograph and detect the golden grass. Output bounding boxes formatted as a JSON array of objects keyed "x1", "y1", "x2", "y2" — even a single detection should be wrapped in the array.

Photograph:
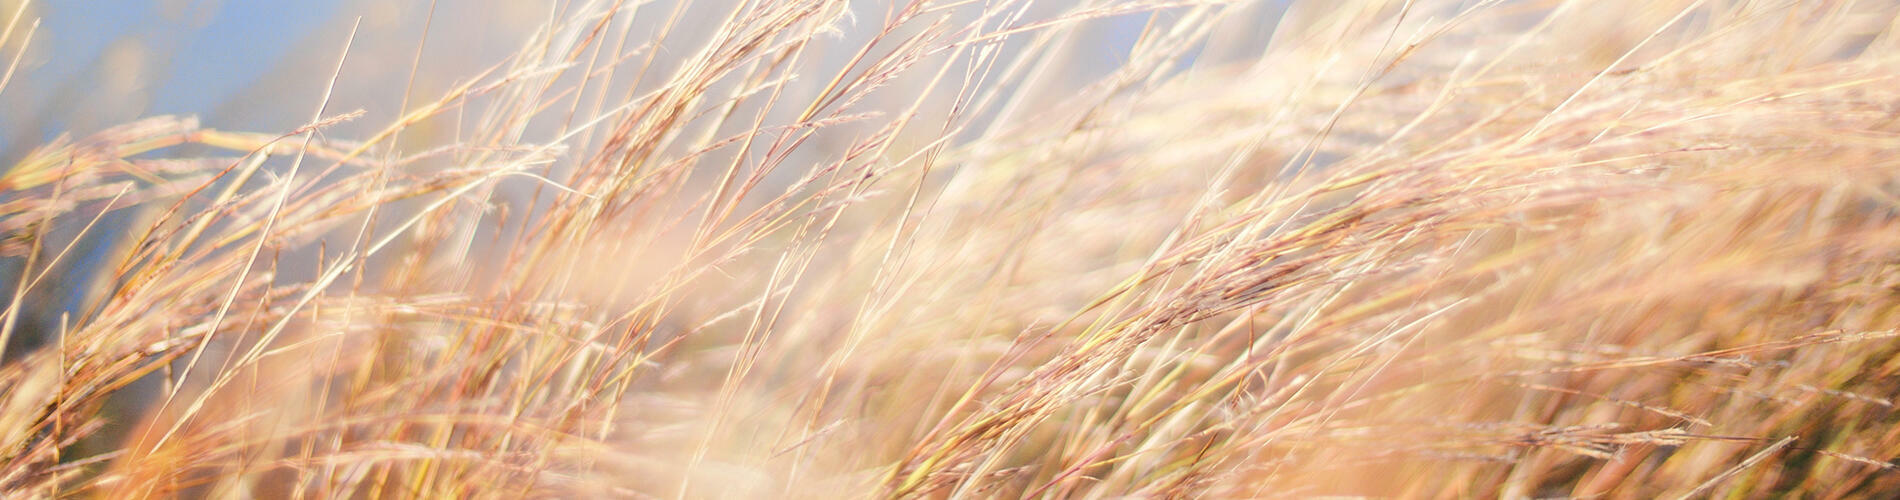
[{"x1": 2, "y1": 0, "x2": 1900, "y2": 497}]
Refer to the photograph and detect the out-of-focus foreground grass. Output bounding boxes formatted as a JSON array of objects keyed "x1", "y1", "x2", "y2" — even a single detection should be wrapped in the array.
[{"x1": 2, "y1": 0, "x2": 1899, "y2": 497}]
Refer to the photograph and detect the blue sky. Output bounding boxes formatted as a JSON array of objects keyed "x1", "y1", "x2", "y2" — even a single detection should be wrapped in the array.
[{"x1": 6, "y1": 1, "x2": 336, "y2": 147}]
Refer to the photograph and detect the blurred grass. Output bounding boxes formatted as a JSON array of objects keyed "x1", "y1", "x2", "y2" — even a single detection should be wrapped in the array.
[{"x1": 2, "y1": 0, "x2": 1900, "y2": 498}]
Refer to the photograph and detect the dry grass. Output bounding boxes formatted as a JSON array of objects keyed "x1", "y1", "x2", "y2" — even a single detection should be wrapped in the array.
[{"x1": 2, "y1": 0, "x2": 1899, "y2": 497}]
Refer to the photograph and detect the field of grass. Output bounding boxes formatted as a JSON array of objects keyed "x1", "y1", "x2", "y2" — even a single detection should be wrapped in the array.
[{"x1": 2, "y1": 0, "x2": 1899, "y2": 497}]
